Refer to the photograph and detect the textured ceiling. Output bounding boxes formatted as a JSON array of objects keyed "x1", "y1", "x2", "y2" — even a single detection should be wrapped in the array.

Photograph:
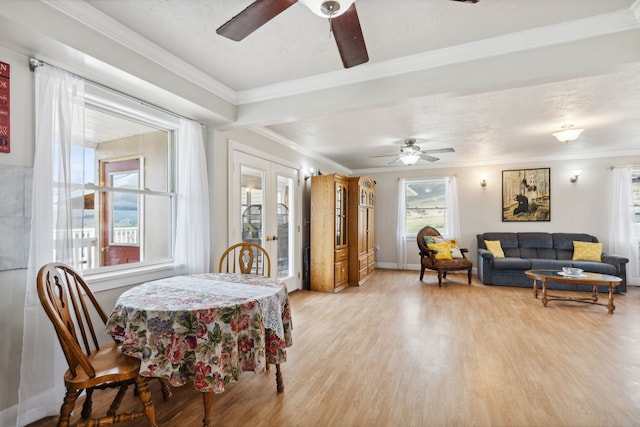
[{"x1": 6, "y1": 0, "x2": 639, "y2": 172}]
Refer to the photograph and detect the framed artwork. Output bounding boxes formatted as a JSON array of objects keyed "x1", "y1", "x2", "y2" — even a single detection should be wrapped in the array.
[{"x1": 502, "y1": 167, "x2": 550, "y2": 222}]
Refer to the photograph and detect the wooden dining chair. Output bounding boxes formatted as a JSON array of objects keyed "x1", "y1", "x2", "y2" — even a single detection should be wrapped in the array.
[
  {"x1": 218, "y1": 242, "x2": 271, "y2": 277},
  {"x1": 36, "y1": 262, "x2": 158, "y2": 427}
]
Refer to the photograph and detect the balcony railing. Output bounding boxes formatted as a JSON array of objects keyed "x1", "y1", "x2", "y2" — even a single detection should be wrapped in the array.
[{"x1": 71, "y1": 227, "x2": 138, "y2": 269}]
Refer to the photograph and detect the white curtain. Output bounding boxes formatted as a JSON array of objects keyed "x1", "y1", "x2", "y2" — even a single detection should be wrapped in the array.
[
  {"x1": 396, "y1": 178, "x2": 408, "y2": 269},
  {"x1": 445, "y1": 175, "x2": 461, "y2": 240},
  {"x1": 174, "y1": 118, "x2": 211, "y2": 274},
  {"x1": 609, "y1": 167, "x2": 639, "y2": 285},
  {"x1": 18, "y1": 65, "x2": 86, "y2": 425}
]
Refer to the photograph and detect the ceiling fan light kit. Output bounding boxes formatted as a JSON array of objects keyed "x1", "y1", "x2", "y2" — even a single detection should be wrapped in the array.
[
  {"x1": 300, "y1": 0, "x2": 355, "y2": 18},
  {"x1": 400, "y1": 153, "x2": 421, "y2": 165}
]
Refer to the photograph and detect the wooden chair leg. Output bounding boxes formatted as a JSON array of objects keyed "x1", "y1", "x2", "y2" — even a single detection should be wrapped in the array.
[
  {"x1": 467, "y1": 269, "x2": 472, "y2": 284},
  {"x1": 81, "y1": 387, "x2": 94, "y2": 418},
  {"x1": 437, "y1": 272, "x2": 443, "y2": 286},
  {"x1": 59, "y1": 387, "x2": 81, "y2": 427},
  {"x1": 134, "y1": 375, "x2": 157, "y2": 427},
  {"x1": 106, "y1": 384, "x2": 129, "y2": 416},
  {"x1": 420, "y1": 266, "x2": 425, "y2": 280}
]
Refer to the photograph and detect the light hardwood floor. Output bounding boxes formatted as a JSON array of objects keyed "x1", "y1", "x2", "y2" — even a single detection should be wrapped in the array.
[{"x1": 29, "y1": 269, "x2": 640, "y2": 427}]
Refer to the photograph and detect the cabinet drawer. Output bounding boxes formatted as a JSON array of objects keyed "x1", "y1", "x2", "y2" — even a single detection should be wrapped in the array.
[
  {"x1": 358, "y1": 254, "x2": 368, "y2": 270},
  {"x1": 367, "y1": 252, "x2": 375, "y2": 266},
  {"x1": 335, "y1": 248, "x2": 348, "y2": 262}
]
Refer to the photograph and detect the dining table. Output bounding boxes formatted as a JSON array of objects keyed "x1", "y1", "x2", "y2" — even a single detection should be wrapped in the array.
[{"x1": 105, "y1": 272, "x2": 293, "y2": 427}]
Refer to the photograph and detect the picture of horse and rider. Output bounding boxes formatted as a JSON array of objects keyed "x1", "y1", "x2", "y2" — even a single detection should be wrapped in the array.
[{"x1": 502, "y1": 168, "x2": 550, "y2": 222}]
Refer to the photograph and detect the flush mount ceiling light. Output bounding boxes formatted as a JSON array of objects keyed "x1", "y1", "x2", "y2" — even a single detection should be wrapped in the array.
[
  {"x1": 552, "y1": 125, "x2": 585, "y2": 143},
  {"x1": 299, "y1": 0, "x2": 356, "y2": 18}
]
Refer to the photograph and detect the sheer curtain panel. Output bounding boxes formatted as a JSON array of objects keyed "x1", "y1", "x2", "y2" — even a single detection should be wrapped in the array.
[
  {"x1": 18, "y1": 65, "x2": 86, "y2": 426},
  {"x1": 174, "y1": 118, "x2": 211, "y2": 274},
  {"x1": 446, "y1": 176, "x2": 461, "y2": 240},
  {"x1": 609, "y1": 167, "x2": 639, "y2": 285},
  {"x1": 396, "y1": 178, "x2": 408, "y2": 269}
]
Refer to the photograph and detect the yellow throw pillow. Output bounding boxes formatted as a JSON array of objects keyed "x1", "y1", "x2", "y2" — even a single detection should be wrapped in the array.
[
  {"x1": 572, "y1": 241, "x2": 602, "y2": 262},
  {"x1": 428, "y1": 243, "x2": 452, "y2": 260},
  {"x1": 484, "y1": 240, "x2": 505, "y2": 258}
]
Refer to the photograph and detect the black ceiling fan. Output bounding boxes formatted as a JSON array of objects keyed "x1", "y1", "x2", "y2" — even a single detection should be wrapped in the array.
[
  {"x1": 216, "y1": 0, "x2": 479, "y2": 69},
  {"x1": 371, "y1": 139, "x2": 455, "y2": 165}
]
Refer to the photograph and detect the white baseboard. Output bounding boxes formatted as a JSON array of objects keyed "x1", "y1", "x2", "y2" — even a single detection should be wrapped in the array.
[{"x1": 1, "y1": 404, "x2": 18, "y2": 427}]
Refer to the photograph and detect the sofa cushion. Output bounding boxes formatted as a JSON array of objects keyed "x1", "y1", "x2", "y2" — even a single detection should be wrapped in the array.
[
  {"x1": 572, "y1": 241, "x2": 602, "y2": 262},
  {"x1": 482, "y1": 233, "x2": 519, "y2": 248},
  {"x1": 518, "y1": 232, "x2": 553, "y2": 248},
  {"x1": 553, "y1": 233, "x2": 598, "y2": 260},
  {"x1": 529, "y1": 259, "x2": 572, "y2": 270},
  {"x1": 571, "y1": 261, "x2": 616, "y2": 275},
  {"x1": 493, "y1": 258, "x2": 531, "y2": 270}
]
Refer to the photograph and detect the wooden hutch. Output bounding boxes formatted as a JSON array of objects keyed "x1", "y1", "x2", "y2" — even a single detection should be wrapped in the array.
[
  {"x1": 310, "y1": 173, "x2": 375, "y2": 293},
  {"x1": 348, "y1": 176, "x2": 375, "y2": 286}
]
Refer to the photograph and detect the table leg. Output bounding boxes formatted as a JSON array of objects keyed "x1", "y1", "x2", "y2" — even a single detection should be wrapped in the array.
[
  {"x1": 607, "y1": 284, "x2": 616, "y2": 314},
  {"x1": 202, "y1": 391, "x2": 213, "y2": 427},
  {"x1": 532, "y1": 278, "x2": 538, "y2": 298},
  {"x1": 541, "y1": 279, "x2": 548, "y2": 307},
  {"x1": 591, "y1": 285, "x2": 598, "y2": 303},
  {"x1": 276, "y1": 363, "x2": 284, "y2": 393}
]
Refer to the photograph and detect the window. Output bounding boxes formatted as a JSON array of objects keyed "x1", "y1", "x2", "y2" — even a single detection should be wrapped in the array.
[
  {"x1": 70, "y1": 85, "x2": 177, "y2": 274},
  {"x1": 404, "y1": 179, "x2": 449, "y2": 235}
]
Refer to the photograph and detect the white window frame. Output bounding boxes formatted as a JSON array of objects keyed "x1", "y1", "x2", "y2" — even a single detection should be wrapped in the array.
[
  {"x1": 403, "y1": 178, "x2": 451, "y2": 237},
  {"x1": 82, "y1": 84, "x2": 179, "y2": 291}
]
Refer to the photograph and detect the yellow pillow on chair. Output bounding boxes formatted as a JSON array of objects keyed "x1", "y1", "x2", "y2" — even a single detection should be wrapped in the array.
[{"x1": 427, "y1": 243, "x2": 452, "y2": 260}]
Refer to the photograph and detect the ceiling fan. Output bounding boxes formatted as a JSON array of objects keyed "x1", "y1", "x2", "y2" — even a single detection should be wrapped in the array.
[
  {"x1": 216, "y1": 0, "x2": 479, "y2": 69},
  {"x1": 371, "y1": 139, "x2": 455, "y2": 166}
]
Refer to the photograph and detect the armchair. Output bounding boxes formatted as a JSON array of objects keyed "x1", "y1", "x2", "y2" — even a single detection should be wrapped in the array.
[{"x1": 416, "y1": 226, "x2": 473, "y2": 286}]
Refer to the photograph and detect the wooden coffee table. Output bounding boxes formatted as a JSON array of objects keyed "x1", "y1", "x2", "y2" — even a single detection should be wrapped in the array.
[{"x1": 525, "y1": 269, "x2": 622, "y2": 314}]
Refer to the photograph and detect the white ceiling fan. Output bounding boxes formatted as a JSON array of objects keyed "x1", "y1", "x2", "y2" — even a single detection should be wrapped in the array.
[{"x1": 371, "y1": 139, "x2": 455, "y2": 165}]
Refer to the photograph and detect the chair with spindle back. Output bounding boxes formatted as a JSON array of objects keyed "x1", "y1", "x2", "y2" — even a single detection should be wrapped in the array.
[
  {"x1": 36, "y1": 262, "x2": 158, "y2": 426},
  {"x1": 218, "y1": 242, "x2": 272, "y2": 277}
]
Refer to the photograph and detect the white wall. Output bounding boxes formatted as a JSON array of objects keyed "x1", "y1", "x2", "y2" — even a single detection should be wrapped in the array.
[
  {"x1": 369, "y1": 155, "x2": 640, "y2": 270},
  {"x1": 0, "y1": 47, "x2": 33, "y2": 426}
]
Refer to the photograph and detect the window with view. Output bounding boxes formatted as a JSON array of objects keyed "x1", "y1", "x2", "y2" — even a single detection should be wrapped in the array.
[
  {"x1": 404, "y1": 179, "x2": 449, "y2": 235},
  {"x1": 68, "y1": 90, "x2": 176, "y2": 273}
]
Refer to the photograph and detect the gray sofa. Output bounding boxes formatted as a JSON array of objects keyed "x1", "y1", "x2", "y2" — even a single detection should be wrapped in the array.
[{"x1": 477, "y1": 232, "x2": 628, "y2": 293}]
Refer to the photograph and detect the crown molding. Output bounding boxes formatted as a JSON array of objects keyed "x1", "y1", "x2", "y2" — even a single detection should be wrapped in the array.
[{"x1": 41, "y1": 0, "x2": 238, "y2": 104}]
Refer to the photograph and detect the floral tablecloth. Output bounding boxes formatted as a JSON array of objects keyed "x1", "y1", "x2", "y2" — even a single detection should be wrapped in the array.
[{"x1": 105, "y1": 273, "x2": 293, "y2": 393}]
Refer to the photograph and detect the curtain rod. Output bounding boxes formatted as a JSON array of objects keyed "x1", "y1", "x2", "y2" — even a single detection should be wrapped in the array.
[
  {"x1": 28, "y1": 57, "x2": 203, "y2": 126},
  {"x1": 610, "y1": 165, "x2": 640, "y2": 170}
]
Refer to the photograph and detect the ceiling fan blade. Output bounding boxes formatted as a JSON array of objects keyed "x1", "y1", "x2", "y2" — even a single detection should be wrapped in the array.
[
  {"x1": 449, "y1": 0, "x2": 479, "y2": 3},
  {"x1": 370, "y1": 154, "x2": 398, "y2": 158},
  {"x1": 421, "y1": 148, "x2": 455, "y2": 155},
  {"x1": 330, "y1": 4, "x2": 369, "y2": 68},
  {"x1": 421, "y1": 155, "x2": 440, "y2": 162},
  {"x1": 216, "y1": 0, "x2": 297, "y2": 41}
]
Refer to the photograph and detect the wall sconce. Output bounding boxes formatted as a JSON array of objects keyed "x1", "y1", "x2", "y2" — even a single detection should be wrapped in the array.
[
  {"x1": 480, "y1": 179, "x2": 487, "y2": 187},
  {"x1": 569, "y1": 170, "x2": 581, "y2": 183}
]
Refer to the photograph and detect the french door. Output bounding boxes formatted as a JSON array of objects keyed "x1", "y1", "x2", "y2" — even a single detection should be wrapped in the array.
[{"x1": 229, "y1": 146, "x2": 300, "y2": 291}]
